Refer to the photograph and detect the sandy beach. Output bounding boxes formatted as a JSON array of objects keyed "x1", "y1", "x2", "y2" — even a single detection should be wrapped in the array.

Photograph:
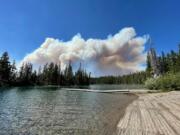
[{"x1": 117, "y1": 91, "x2": 180, "y2": 135}]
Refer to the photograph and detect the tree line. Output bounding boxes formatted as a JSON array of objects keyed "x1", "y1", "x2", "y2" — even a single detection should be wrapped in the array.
[
  {"x1": 147, "y1": 45, "x2": 180, "y2": 75},
  {"x1": 91, "y1": 71, "x2": 149, "y2": 84},
  {"x1": 145, "y1": 45, "x2": 180, "y2": 90},
  {"x1": 0, "y1": 52, "x2": 90, "y2": 87}
]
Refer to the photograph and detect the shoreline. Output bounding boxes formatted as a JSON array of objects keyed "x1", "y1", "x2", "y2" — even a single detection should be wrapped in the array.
[
  {"x1": 117, "y1": 91, "x2": 180, "y2": 135},
  {"x1": 2, "y1": 86, "x2": 176, "y2": 134},
  {"x1": 102, "y1": 92, "x2": 139, "y2": 135}
]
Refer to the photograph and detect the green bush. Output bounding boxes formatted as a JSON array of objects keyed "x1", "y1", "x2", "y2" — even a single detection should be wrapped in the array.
[
  {"x1": 145, "y1": 72, "x2": 180, "y2": 91},
  {"x1": 145, "y1": 78, "x2": 158, "y2": 90}
]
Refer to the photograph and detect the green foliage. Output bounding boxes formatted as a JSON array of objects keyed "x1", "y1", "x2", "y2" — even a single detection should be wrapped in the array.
[
  {"x1": 75, "y1": 63, "x2": 90, "y2": 85},
  {"x1": 144, "y1": 78, "x2": 158, "y2": 90},
  {"x1": 145, "y1": 44, "x2": 180, "y2": 90},
  {"x1": 17, "y1": 63, "x2": 34, "y2": 85},
  {"x1": 64, "y1": 62, "x2": 74, "y2": 85},
  {"x1": 159, "y1": 47, "x2": 180, "y2": 74},
  {"x1": 146, "y1": 54, "x2": 152, "y2": 73},
  {"x1": 0, "y1": 52, "x2": 16, "y2": 86},
  {"x1": 145, "y1": 73, "x2": 180, "y2": 91}
]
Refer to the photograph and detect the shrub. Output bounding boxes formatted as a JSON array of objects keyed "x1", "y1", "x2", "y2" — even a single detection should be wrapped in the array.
[
  {"x1": 145, "y1": 72, "x2": 180, "y2": 91},
  {"x1": 145, "y1": 78, "x2": 158, "y2": 90}
]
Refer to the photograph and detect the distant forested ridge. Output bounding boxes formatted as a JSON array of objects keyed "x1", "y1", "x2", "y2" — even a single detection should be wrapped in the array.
[
  {"x1": 91, "y1": 71, "x2": 149, "y2": 84},
  {"x1": 0, "y1": 52, "x2": 90, "y2": 86}
]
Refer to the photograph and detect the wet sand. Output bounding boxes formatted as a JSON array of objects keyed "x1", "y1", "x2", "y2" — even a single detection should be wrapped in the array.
[
  {"x1": 99, "y1": 93, "x2": 138, "y2": 135},
  {"x1": 117, "y1": 91, "x2": 180, "y2": 135}
]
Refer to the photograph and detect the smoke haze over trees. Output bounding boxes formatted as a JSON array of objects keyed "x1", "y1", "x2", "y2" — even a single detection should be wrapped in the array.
[
  {"x1": 0, "y1": 52, "x2": 90, "y2": 87},
  {"x1": 92, "y1": 44, "x2": 180, "y2": 85},
  {"x1": 1, "y1": 44, "x2": 180, "y2": 87}
]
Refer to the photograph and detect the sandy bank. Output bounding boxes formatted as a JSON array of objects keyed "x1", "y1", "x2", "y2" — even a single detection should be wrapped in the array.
[{"x1": 117, "y1": 91, "x2": 180, "y2": 135}]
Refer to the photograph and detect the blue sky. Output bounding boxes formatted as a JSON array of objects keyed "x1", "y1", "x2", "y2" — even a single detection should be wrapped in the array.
[{"x1": 0, "y1": 0, "x2": 180, "y2": 62}]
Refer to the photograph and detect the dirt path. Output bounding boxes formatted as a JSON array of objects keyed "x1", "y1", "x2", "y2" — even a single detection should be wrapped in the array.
[{"x1": 117, "y1": 91, "x2": 180, "y2": 135}]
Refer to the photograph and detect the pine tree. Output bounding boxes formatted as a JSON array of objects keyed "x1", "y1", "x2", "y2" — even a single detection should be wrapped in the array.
[
  {"x1": 64, "y1": 61, "x2": 74, "y2": 85},
  {"x1": 18, "y1": 63, "x2": 33, "y2": 85},
  {"x1": 10, "y1": 60, "x2": 17, "y2": 84},
  {"x1": 146, "y1": 54, "x2": 152, "y2": 77},
  {"x1": 0, "y1": 52, "x2": 12, "y2": 85}
]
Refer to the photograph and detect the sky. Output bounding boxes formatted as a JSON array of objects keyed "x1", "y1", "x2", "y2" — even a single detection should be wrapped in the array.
[{"x1": 0, "y1": 0, "x2": 180, "y2": 75}]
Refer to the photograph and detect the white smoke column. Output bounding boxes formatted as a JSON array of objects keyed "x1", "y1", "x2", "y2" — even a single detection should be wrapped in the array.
[{"x1": 21, "y1": 27, "x2": 148, "y2": 76}]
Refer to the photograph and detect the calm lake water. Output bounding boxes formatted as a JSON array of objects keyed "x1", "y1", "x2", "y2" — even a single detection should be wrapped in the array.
[{"x1": 0, "y1": 86, "x2": 137, "y2": 135}]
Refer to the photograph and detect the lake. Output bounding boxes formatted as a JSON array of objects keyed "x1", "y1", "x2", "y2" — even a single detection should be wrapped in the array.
[{"x1": 0, "y1": 86, "x2": 137, "y2": 135}]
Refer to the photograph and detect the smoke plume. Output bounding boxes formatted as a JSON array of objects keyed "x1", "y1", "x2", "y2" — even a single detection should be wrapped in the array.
[{"x1": 21, "y1": 27, "x2": 148, "y2": 76}]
